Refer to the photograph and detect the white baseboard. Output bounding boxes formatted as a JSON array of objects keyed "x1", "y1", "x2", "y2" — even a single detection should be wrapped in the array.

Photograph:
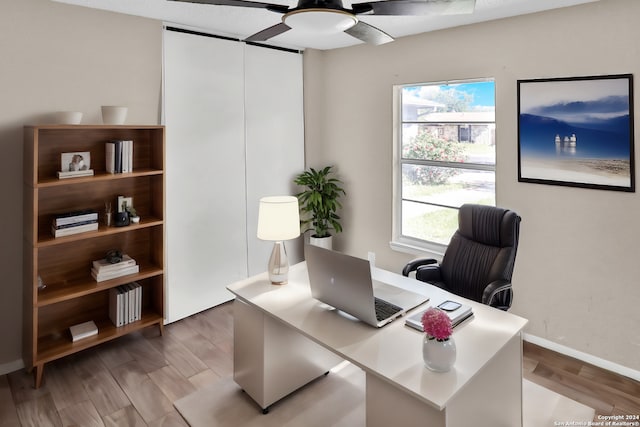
[
  {"x1": 524, "y1": 334, "x2": 640, "y2": 382},
  {"x1": 0, "y1": 359, "x2": 24, "y2": 376}
]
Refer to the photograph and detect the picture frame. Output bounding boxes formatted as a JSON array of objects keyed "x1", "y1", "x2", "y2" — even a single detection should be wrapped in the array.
[
  {"x1": 517, "y1": 74, "x2": 634, "y2": 192},
  {"x1": 60, "y1": 151, "x2": 91, "y2": 172},
  {"x1": 117, "y1": 196, "x2": 133, "y2": 213}
]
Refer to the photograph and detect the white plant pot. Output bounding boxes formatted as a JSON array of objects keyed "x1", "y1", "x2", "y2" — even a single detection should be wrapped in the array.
[
  {"x1": 309, "y1": 235, "x2": 333, "y2": 250},
  {"x1": 55, "y1": 111, "x2": 83, "y2": 125},
  {"x1": 422, "y1": 336, "x2": 456, "y2": 372},
  {"x1": 101, "y1": 106, "x2": 128, "y2": 125}
]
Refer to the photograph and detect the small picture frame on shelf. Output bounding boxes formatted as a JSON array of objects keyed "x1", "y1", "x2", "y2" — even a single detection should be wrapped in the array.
[
  {"x1": 117, "y1": 196, "x2": 133, "y2": 213},
  {"x1": 58, "y1": 151, "x2": 94, "y2": 179}
]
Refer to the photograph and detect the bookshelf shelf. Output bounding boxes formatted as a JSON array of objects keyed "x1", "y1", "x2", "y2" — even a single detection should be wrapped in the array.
[
  {"x1": 36, "y1": 217, "x2": 163, "y2": 247},
  {"x1": 36, "y1": 264, "x2": 164, "y2": 307},
  {"x1": 36, "y1": 310, "x2": 164, "y2": 365},
  {"x1": 37, "y1": 169, "x2": 163, "y2": 188},
  {"x1": 23, "y1": 125, "x2": 165, "y2": 388}
]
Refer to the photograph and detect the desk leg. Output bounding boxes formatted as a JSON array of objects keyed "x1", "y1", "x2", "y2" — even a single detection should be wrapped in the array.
[
  {"x1": 366, "y1": 334, "x2": 523, "y2": 427},
  {"x1": 233, "y1": 299, "x2": 342, "y2": 412}
]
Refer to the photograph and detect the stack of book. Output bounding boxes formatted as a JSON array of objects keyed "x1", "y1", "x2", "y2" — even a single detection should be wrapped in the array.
[
  {"x1": 105, "y1": 139, "x2": 134, "y2": 173},
  {"x1": 109, "y1": 282, "x2": 142, "y2": 327},
  {"x1": 405, "y1": 300, "x2": 474, "y2": 332},
  {"x1": 91, "y1": 254, "x2": 139, "y2": 282},
  {"x1": 51, "y1": 209, "x2": 99, "y2": 238},
  {"x1": 58, "y1": 169, "x2": 95, "y2": 179}
]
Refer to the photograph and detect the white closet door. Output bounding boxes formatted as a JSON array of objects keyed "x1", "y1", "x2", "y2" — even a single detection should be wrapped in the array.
[
  {"x1": 164, "y1": 30, "x2": 247, "y2": 322},
  {"x1": 244, "y1": 44, "x2": 305, "y2": 277}
]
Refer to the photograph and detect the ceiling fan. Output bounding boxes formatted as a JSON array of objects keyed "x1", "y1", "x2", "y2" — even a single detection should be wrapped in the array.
[{"x1": 169, "y1": 0, "x2": 476, "y2": 45}]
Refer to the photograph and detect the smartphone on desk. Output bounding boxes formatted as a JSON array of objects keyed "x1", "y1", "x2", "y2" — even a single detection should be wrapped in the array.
[{"x1": 438, "y1": 300, "x2": 462, "y2": 312}]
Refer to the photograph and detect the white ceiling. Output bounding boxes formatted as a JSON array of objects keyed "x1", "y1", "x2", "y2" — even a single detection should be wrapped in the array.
[{"x1": 52, "y1": 0, "x2": 600, "y2": 50}]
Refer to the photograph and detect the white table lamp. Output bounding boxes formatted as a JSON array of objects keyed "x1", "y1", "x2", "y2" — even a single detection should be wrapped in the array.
[{"x1": 257, "y1": 196, "x2": 300, "y2": 285}]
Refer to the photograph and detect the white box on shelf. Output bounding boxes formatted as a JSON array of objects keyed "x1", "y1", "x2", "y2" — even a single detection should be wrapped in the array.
[{"x1": 69, "y1": 320, "x2": 98, "y2": 342}]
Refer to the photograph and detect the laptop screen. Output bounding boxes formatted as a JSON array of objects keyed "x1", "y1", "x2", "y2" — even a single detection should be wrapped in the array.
[{"x1": 305, "y1": 244, "x2": 380, "y2": 325}]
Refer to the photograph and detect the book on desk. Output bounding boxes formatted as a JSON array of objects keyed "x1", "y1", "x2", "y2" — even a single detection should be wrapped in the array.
[{"x1": 405, "y1": 300, "x2": 474, "y2": 332}]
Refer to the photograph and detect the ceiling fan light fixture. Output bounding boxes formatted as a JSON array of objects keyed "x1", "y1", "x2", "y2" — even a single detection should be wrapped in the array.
[{"x1": 283, "y1": 9, "x2": 358, "y2": 34}]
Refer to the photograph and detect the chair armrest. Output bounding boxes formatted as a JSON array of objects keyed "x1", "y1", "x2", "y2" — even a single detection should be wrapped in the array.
[
  {"x1": 416, "y1": 264, "x2": 442, "y2": 284},
  {"x1": 482, "y1": 280, "x2": 512, "y2": 306},
  {"x1": 401, "y1": 258, "x2": 438, "y2": 276}
]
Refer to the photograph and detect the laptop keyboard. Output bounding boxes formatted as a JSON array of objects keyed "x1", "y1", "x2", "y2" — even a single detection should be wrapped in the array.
[{"x1": 374, "y1": 297, "x2": 403, "y2": 322}]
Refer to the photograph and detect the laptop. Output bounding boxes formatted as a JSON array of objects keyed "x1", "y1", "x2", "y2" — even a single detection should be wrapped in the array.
[{"x1": 305, "y1": 244, "x2": 429, "y2": 328}]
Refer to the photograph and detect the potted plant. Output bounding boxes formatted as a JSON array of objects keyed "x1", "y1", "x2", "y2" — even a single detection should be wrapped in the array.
[
  {"x1": 294, "y1": 166, "x2": 346, "y2": 249},
  {"x1": 421, "y1": 307, "x2": 456, "y2": 372},
  {"x1": 125, "y1": 204, "x2": 140, "y2": 224}
]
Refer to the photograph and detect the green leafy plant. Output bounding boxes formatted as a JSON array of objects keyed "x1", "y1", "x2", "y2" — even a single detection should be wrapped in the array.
[
  {"x1": 125, "y1": 203, "x2": 137, "y2": 218},
  {"x1": 294, "y1": 166, "x2": 346, "y2": 238}
]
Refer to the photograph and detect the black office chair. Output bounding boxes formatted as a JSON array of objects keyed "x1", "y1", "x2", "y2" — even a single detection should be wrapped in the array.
[{"x1": 402, "y1": 204, "x2": 521, "y2": 311}]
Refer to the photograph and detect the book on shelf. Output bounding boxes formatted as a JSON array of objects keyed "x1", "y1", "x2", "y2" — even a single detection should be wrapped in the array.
[
  {"x1": 69, "y1": 320, "x2": 98, "y2": 342},
  {"x1": 126, "y1": 283, "x2": 135, "y2": 323},
  {"x1": 57, "y1": 169, "x2": 95, "y2": 179},
  {"x1": 109, "y1": 287, "x2": 124, "y2": 327},
  {"x1": 108, "y1": 283, "x2": 142, "y2": 327},
  {"x1": 53, "y1": 209, "x2": 99, "y2": 227},
  {"x1": 121, "y1": 285, "x2": 128, "y2": 324},
  {"x1": 135, "y1": 282, "x2": 141, "y2": 321},
  {"x1": 106, "y1": 140, "x2": 133, "y2": 174},
  {"x1": 92, "y1": 254, "x2": 137, "y2": 273},
  {"x1": 54, "y1": 219, "x2": 98, "y2": 230},
  {"x1": 51, "y1": 221, "x2": 99, "y2": 238},
  {"x1": 91, "y1": 264, "x2": 139, "y2": 282}
]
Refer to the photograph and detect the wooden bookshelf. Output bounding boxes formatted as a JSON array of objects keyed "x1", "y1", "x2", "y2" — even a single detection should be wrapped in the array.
[{"x1": 23, "y1": 125, "x2": 165, "y2": 388}]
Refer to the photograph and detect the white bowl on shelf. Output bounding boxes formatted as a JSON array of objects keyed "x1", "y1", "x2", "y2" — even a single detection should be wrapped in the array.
[
  {"x1": 101, "y1": 106, "x2": 128, "y2": 125},
  {"x1": 55, "y1": 111, "x2": 83, "y2": 125}
]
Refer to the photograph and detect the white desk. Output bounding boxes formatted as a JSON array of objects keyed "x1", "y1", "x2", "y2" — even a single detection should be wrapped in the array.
[{"x1": 227, "y1": 262, "x2": 528, "y2": 426}]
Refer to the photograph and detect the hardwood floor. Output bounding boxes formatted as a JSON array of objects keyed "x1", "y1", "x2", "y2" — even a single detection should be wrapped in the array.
[
  {"x1": 1, "y1": 301, "x2": 638, "y2": 426},
  {"x1": 523, "y1": 341, "x2": 640, "y2": 420}
]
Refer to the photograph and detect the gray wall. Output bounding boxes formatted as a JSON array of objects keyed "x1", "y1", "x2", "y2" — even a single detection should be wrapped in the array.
[
  {"x1": 0, "y1": 0, "x2": 162, "y2": 371},
  {"x1": 304, "y1": 0, "x2": 640, "y2": 372}
]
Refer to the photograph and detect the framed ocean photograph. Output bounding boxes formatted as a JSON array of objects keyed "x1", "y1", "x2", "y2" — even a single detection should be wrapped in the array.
[{"x1": 517, "y1": 74, "x2": 634, "y2": 192}]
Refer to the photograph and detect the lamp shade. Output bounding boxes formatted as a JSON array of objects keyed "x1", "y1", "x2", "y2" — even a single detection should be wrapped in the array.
[{"x1": 257, "y1": 196, "x2": 300, "y2": 241}]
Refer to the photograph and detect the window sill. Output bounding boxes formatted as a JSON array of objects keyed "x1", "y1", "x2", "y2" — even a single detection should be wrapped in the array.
[{"x1": 389, "y1": 238, "x2": 446, "y2": 261}]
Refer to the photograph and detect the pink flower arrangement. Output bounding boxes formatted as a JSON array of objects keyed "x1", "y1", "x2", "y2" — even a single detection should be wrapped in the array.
[{"x1": 421, "y1": 307, "x2": 453, "y2": 341}]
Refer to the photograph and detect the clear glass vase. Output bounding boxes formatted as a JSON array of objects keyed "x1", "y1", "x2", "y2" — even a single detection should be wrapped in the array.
[{"x1": 422, "y1": 335, "x2": 456, "y2": 372}]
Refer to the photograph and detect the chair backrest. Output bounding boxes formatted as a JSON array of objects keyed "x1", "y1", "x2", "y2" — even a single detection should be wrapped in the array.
[{"x1": 439, "y1": 204, "x2": 521, "y2": 304}]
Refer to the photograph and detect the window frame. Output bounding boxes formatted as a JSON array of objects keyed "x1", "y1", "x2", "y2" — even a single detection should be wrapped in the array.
[{"x1": 391, "y1": 78, "x2": 496, "y2": 257}]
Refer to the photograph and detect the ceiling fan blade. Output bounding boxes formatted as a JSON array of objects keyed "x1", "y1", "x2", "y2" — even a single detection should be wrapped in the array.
[
  {"x1": 352, "y1": 0, "x2": 475, "y2": 16},
  {"x1": 168, "y1": 0, "x2": 288, "y2": 12},
  {"x1": 344, "y1": 21, "x2": 393, "y2": 45},
  {"x1": 245, "y1": 22, "x2": 292, "y2": 42}
]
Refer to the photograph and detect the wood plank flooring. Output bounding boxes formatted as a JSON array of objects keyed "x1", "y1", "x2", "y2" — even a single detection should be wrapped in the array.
[
  {"x1": 523, "y1": 341, "x2": 640, "y2": 420},
  {"x1": 1, "y1": 301, "x2": 638, "y2": 426}
]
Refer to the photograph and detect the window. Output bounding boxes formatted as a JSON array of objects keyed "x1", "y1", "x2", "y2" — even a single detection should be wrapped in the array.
[{"x1": 393, "y1": 79, "x2": 496, "y2": 253}]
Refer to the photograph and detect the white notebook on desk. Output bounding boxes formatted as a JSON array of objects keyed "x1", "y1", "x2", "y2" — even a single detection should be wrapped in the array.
[{"x1": 405, "y1": 300, "x2": 474, "y2": 332}]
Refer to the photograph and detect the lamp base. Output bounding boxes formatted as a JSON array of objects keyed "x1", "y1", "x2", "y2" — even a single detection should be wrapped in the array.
[{"x1": 268, "y1": 241, "x2": 289, "y2": 285}]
